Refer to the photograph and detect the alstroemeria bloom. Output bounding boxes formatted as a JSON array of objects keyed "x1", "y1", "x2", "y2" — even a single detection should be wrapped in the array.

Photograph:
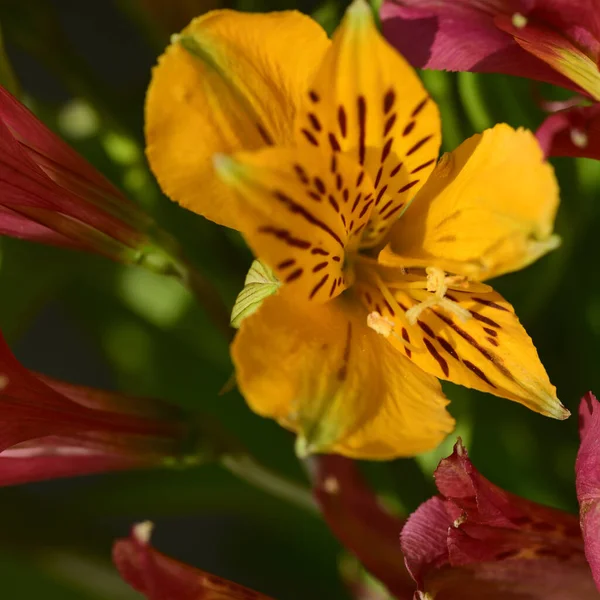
[
  {"x1": 400, "y1": 393, "x2": 600, "y2": 598},
  {"x1": 0, "y1": 85, "x2": 181, "y2": 268},
  {"x1": 381, "y1": 0, "x2": 600, "y2": 160},
  {"x1": 146, "y1": 1, "x2": 566, "y2": 459},
  {"x1": 114, "y1": 522, "x2": 276, "y2": 600},
  {"x1": 0, "y1": 331, "x2": 197, "y2": 485}
]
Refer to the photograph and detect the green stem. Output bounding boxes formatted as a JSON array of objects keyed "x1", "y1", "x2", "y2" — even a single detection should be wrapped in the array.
[
  {"x1": 521, "y1": 158, "x2": 600, "y2": 321},
  {"x1": 221, "y1": 454, "x2": 318, "y2": 514},
  {"x1": 133, "y1": 235, "x2": 234, "y2": 341},
  {"x1": 421, "y1": 70, "x2": 467, "y2": 151},
  {"x1": 179, "y1": 259, "x2": 234, "y2": 342},
  {"x1": 457, "y1": 72, "x2": 494, "y2": 132}
]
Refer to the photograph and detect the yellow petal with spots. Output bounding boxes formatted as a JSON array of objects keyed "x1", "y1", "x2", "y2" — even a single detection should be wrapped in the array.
[
  {"x1": 214, "y1": 147, "x2": 376, "y2": 303},
  {"x1": 232, "y1": 290, "x2": 454, "y2": 459},
  {"x1": 146, "y1": 10, "x2": 330, "y2": 230},
  {"x1": 356, "y1": 280, "x2": 568, "y2": 420},
  {"x1": 382, "y1": 124, "x2": 560, "y2": 281},
  {"x1": 296, "y1": 0, "x2": 441, "y2": 249}
]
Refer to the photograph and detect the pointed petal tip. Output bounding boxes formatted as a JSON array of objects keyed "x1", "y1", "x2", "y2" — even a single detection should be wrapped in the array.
[
  {"x1": 579, "y1": 391, "x2": 598, "y2": 433},
  {"x1": 545, "y1": 233, "x2": 562, "y2": 251},
  {"x1": 581, "y1": 391, "x2": 598, "y2": 414},
  {"x1": 531, "y1": 390, "x2": 569, "y2": 420},
  {"x1": 553, "y1": 401, "x2": 571, "y2": 420},
  {"x1": 132, "y1": 521, "x2": 154, "y2": 545},
  {"x1": 347, "y1": 0, "x2": 373, "y2": 22},
  {"x1": 453, "y1": 437, "x2": 467, "y2": 456}
]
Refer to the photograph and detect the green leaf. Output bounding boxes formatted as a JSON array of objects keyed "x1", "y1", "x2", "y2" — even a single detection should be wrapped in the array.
[{"x1": 230, "y1": 260, "x2": 280, "y2": 328}]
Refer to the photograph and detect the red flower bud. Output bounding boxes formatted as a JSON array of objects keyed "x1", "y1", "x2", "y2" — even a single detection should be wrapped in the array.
[
  {"x1": 0, "y1": 330, "x2": 199, "y2": 485},
  {"x1": 114, "y1": 522, "x2": 275, "y2": 600},
  {"x1": 0, "y1": 85, "x2": 180, "y2": 270}
]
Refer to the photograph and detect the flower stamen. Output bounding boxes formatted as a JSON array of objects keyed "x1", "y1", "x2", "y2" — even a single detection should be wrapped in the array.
[
  {"x1": 405, "y1": 267, "x2": 472, "y2": 325},
  {"x1": 367, "y1": 311, "x2": 422, "y2": 353}
]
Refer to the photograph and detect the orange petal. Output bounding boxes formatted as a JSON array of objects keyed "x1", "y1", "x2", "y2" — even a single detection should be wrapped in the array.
[
  {"x1": 296, "y1": 0, "x2": 441, "y2": 248},
  {"x1": 145, "y1": 10, "x2": 330, "y2": 229},
  {"x1": 356, "y1": 280, "x2": 568, "y2": 420},
  {"x1": 232, "y1": 290, "x2": 454, "y2": 459},
  {"x1": 383, "y1": 124, "x2": 560, "y2": 281},
  {"x1": 214, "y1": 146, "x2": 376, "y2": 302}
]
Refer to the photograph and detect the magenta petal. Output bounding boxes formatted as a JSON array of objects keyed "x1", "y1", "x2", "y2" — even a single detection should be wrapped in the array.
[
  {"x1": 113, "y1": 524, "x2": 275, "y2": 600},
  {"x1": 380, "y1": 0, "x2": 583, "y2": 90},
  {"x1": 577, "y1": 392, "x2": 600, "y2": 592},
  {"x1": 531, "y1": 1, "x2": 600, "y2": 54},
  {"x1": 536, "y1": 104, "x2": 600, "y2": 160},
  {"x1": 308, "y1": 455, "x2": 414, "y2": 598},
  {"x1": 380, "y1": 1, "x2": 519, "y2": 70},
  {"x1": 400, "y1": 496, "x2": 451, "y2": 588}
]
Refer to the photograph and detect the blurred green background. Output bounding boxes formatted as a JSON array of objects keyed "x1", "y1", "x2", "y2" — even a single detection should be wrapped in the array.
[{"x1": 0, "y1": 0, "x2": 598, "y2": 598}]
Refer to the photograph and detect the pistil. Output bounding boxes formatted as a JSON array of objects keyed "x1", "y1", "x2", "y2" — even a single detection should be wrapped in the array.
[{"x1": 405, "y1": 267, "x2": 472, "y2": 325}]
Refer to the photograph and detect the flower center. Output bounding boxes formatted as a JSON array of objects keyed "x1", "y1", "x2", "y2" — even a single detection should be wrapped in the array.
[
  {"x1": 404, "y1": 267, "x2": 472, "y2": 325},
  {"x1": 356, "y1": 257, "x2": 493, "y2": 341}
]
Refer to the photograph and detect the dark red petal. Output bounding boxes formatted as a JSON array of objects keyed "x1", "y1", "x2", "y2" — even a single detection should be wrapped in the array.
[
  {"x1": 0, "y1": 86, "x2": 127, "y2": 209},
  {"x1": 576, "y1": 392, "x2": 600, "y2": 592},
  {"x1": 0, "y1": 205, "x2": 80, "y2": 248},
  {"x1": 404, "y1": 439, "x2": 596, "y2": 598},
  {"x1": 528, "y1": 1, "x2": 600, "y2": 55},
  {"x1": 0, "y1": 331, "x2": 182, "y2": 452},
  {"x1": 424, "y1": 553, "x2": 598, "y2": 599},
  {"x1": 0, "y1": 451, "x2": 143, "y2": 486},
  {"x1": 308, "y1": 455, "x2": 414, "y2": 598},
  {"x1": 39, "y1": 375, "x2": 180, "y2": 419},
  {"x1": 435, "y1": 440, "x2": 582, "y2": 532},
  {"x1": 536, "y1": 104, "x2": 600, "y2": 160},
  {"x1": 113, "y1": 524, "x2": 275, "y2": 600},
  {"x1": 0, "y1": 87, "x2": 144, "y2": 248}
]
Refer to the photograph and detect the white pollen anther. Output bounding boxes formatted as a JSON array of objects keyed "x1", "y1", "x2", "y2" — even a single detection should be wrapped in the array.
[
  {"x1": 512, "y1": 12, "x2": 528, "y2": 28},
  {"x1": 405, "y1": 267, "x2": 472, "y2": 324},
  {"x1": 367, "y1": 311, "x2": 395, "y2": 337},
  {"x1": 323, "y1": 476, "x2": 340, "y2": 494},
  {"x1": 453, "y1": 514, "x2": 467, "y2": 528},
  {"x1": 571, "y1": 128, "x2": 589, "y2": 148},
  {"x1": 133, "y1": 521, "x2": 154, "y2": 544}
]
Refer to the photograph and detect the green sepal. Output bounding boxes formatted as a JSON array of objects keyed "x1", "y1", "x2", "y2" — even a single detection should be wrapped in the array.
[{"x1": 230, "y1": 259, "x2": 280, "y2": 328}]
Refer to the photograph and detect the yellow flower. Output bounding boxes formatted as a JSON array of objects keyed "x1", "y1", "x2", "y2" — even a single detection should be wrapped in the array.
[{"x1": 145, "y1": 1, "x2": 568, "y2": 459}]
